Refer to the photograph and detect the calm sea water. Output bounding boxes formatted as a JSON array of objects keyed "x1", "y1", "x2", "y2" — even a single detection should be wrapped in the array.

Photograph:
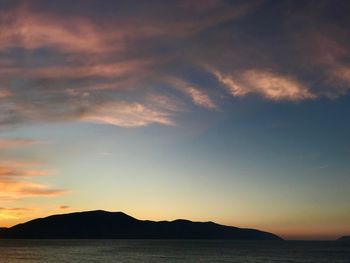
[{"x1": 0, "y1": 240, "x2": 349, "y2": 262}]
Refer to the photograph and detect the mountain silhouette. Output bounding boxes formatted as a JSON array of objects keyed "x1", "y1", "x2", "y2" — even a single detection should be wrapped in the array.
[
  {"x1": 337, "y1": 236, "x2": 350, "y2": 241},
  {"x1": 0, "y1": 210, "x2": 282, "y2": 240}
]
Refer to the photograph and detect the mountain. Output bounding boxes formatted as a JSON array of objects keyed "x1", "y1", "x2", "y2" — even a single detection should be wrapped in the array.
[
  {"x1": 0, "y1": 210, "x2": 282, "y2": 240},
  {"x1": 337, "y1": 236, "x2": 350, "y2": 241}
]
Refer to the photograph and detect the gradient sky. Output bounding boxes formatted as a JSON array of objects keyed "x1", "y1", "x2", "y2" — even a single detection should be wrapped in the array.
[{"x1": 0, "y1": 0, "x2": 350, "y2": 240}]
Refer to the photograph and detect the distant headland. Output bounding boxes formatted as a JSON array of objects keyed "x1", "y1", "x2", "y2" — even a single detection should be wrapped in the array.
[
  {"x1": 337, "y1": 236, "x2": 350, "y2": 241},
  {"x1": 0, "y1": 210, "x2": 282, "y2": 240}
]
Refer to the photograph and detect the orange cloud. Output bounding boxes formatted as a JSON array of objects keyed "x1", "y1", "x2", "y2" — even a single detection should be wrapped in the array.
[
  {"x1": 0, "y1": 207, "x2": 32, "y2": 211},
  {"x1": 0, "y1": 139, "x2": 38, "y2": 149},
  {"x1": 0, "y1": 179, "x2": 65, "y2": 200},
  {"x1": 0, "y1": 157, "x2": 50, "y2": 178},
  {"x1": 0, "y1": 207, "x2": 33, "y2": 220},
  {"x1": 0, "y1": 89, "x2": 12, "y2": 98},
  {"x1": 0, "y1": 157, "x2": 65, "y2": 200},
  {"x1": 0, "y1": 167, "x2": 49, "y2": 177}
]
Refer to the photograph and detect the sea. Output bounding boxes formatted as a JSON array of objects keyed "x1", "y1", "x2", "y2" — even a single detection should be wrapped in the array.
[{"x1": 0, "y1": 240, "x2": 349, "y2": 262}]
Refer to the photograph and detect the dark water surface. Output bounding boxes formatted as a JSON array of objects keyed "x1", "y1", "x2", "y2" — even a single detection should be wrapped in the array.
[{"x1": 0, "y1": 239, "x2": 349, "y2": 262}]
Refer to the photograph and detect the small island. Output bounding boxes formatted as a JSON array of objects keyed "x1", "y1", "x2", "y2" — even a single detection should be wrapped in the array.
[{"x1": 0, "y1": 210, "x2": 282, "y2": 240}]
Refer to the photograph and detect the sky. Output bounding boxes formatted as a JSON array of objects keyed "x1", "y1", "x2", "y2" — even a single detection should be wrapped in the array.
[{"x1": 0, "y1": 0, "x2": 349, "y2": 240}]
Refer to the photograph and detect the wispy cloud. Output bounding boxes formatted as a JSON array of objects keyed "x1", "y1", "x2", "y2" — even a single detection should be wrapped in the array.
[
  {"x1": 0, "y1": 89, "x2": 12, "y2": 98},
  {"x1": 165, "y1": 77, "x2": 217, "y2": 109},
  {"x1": 0, "y1": 160, "x2": 64, "y2": 198},
  {"x1": 242, "y1": 70, "x2": 315, "y2": 101},
  {"x1": 214, "y1": 69, "x2": 315, "y2": 101},
  {"x1": 0, "y1": 8, "x2": 118, "y2": 54},
  {"x1": 0, "y1": 140, "x2": 66, "y2": 201},
  {"x1": 0, "y1": 178, "x2": 66, "y2": 201},
  {"x1": 0, "y1": 0, "x2": 258, "y2": 128},
  {"x1": 213, "y1": 70, "x2": 249, "y2": 97},
  {"x1": 0, "y1": 139, "x2": 39, "y2": 149},
  {"x1": 0, "y1": 0, "x2": 350, "y2": 130},
  {"x1": 0, "y1": 166, "x2": 49, "y2": 177},
  {"x1": 0, "y1": 207, "x2": 32, "y2": 211},
  {"x1": 185, "y1": 86, "x2": 217, "y2": 109},
  {"x1": 0, "y1": 207, "x2": 33, "y2": 219},
  {"x1": 81, "y1": 101, "x2": 174, "y2": 127}
]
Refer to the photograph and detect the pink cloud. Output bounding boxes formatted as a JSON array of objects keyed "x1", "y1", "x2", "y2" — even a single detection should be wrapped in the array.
[
  {"x1": 81, "y1": 101, "x2": 174, "y2": 127},
  {"x1": 214, "y1": 69, "x2": 315, "y2": 101},
  {"x1": 185, "y1": 87, "x2": 217, "y2": 109},
  {"x1": 292, "y1": 28, "x2": 350, "y2": 97},
  {"x1": 165, "y1": 77, "x2": 217, "y2": 109},
  {"x1": 242, "y1": 70, "x2": 315, "y2": 101},
  {"x1": 212, "y1": 70, "x2": 248, "y2": 96},
  {"x1": 2, "y1": 0, "x2": 348, "y2": 131},
  {"x1": 0, "y1": 9, "x2": 117, "y2": 54},
  {"x1": 0, "y1": 1, "x2": 264, "y2": 130},
  {"x1": 331, "y1": 65, "x2": 350, "y2": 85},
  {"x1": 0, "y1": 1, "x2": 260, "y2": 54}
]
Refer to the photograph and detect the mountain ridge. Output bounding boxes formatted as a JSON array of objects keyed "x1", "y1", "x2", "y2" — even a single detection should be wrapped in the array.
[
  {"x1": 337, "y1": 236, "x2": 350, "y2": 241},
  {"x1": 0, "y1": 210, "x2": 282, "y2": 240}
]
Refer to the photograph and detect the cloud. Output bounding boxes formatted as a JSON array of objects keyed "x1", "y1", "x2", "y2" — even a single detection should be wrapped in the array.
[
  {"x1": 0, "y1": 0, "x2": 258, "y2": 54},
  {"x1": 213, "y1": 70, "x2": 249, "y2": 97},
  {"x1": 59, "y1": 205, "x2": 70, "y2": 210},
  {"x1": 81, "y1": 101, "x2": 174, "y2": 127},
  {"x1": 0, "y1": 0, "x2": 260, "y2": 129},
  {"x1": 1, "y1": 60, "x2": 150, "y2": 79},
  {"x1": 0, "y1": 139, "x2": 39, "y2": 149},
  {"x1": 0, "y1": 179, "x2": 66, "y2": 200},
  {"x1": 0, "y1": 159, "x2": 65, "y2": 201},
  {"x1": 0, "y1": 207, "x2": 33, "y2": 219},
  {"x1": 214, "y1": 69, "x2": 315, "y2": 101},
  {"x1": 185, "y1": 86, "x2": 217, "y2": 109},
  {"x1": 310, "y1": 34, "x2": 350, "y2": 95},
  {"x1": 331, "y1": 65, "x2": 350, "y2": 87},
  {"x1": 0, "y1": 89, "x2": 12, "y2": 98},
  {"x1": 0, "y1": 167, "x2": 49, "y2": 177},
  {"x1": 0, "y1": 0, "x2": 350, "y2": 130},
  {"x1": 0, "y1": 207, "x2": 32, "y2": 211},
  {"x1": 165, "y1": 77, "x2": 217, "y2": 109},
  {"x1": 242, "y1": 70, "x2": 315, "y2": 101},
  {"x1": 0, "y1": 8, "x2": 117, "y2": 54}
]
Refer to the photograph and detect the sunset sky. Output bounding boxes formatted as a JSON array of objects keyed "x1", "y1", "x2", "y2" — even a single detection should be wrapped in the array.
[{"x1": 0, "y1": 0, "x2": 350, "y2": 240}]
